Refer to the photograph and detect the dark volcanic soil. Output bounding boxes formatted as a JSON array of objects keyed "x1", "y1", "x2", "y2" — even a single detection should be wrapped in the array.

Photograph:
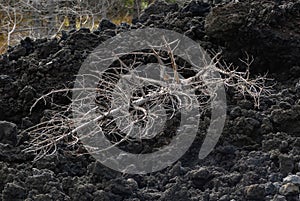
[{"x1": 0, "y1": 0, "x2": 300, "y2": 200}]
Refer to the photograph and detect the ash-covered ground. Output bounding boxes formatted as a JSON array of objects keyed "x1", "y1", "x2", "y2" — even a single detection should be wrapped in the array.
[{"x1": 0, "y1": 0, "x2": 300, "y2": 200}]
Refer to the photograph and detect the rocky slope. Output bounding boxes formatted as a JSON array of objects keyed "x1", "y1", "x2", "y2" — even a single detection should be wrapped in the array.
[{"x1": 0, "y1": 0, "x2": 300, "y2": 200}]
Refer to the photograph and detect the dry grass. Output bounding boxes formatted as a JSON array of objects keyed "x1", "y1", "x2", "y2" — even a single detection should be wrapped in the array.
[{"x1": 0, "y1": 33, "x2": 7, "y2": 54}]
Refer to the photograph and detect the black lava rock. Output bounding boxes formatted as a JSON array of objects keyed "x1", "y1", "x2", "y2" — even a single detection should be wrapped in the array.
[
  {"x1": 245, "y1": 184, "x2": 265, "y2": 200},
  {"x1": 181, "y1": 1, "x2": 211, "y2": 16},
  {"x1": 98, "y1": 18, "x2": 117, "y2": 31},
  {"x1": 0, "y1": 121, "x2": 18, "y2": 146},
  {"x1": 0, "y1": 0, "x2": 300, "y2": 200}
]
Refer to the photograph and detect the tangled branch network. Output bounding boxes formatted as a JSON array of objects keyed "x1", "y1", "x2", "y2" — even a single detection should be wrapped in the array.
[{"x1": 22, "y1": 37, "x2": 273, "y2": 162}]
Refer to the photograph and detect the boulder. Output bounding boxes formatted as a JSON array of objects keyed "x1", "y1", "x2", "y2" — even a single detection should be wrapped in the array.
[{"x1": 205, "y1": 0, "x2": 300, "y2": 73}]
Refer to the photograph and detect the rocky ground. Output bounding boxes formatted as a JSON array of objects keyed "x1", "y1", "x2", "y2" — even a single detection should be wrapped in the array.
[{"x1": 0, "y1": 0, "x2": 300, "y2": 200}]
